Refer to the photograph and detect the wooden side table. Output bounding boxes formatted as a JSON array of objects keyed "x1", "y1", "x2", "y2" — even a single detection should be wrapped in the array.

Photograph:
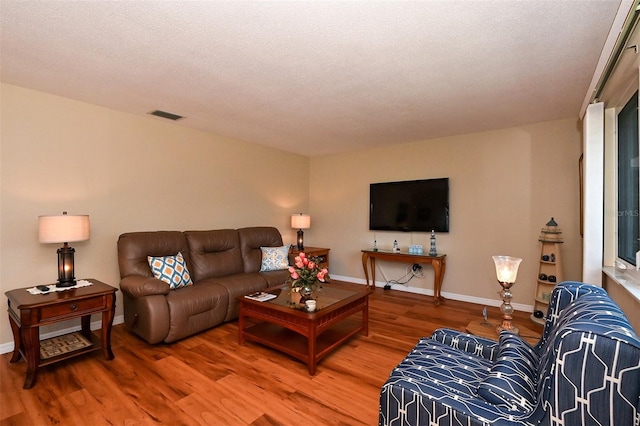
[
  {"x1": 289, "y1": 246, "x2": 330, "y2": 270},
  {"x1": 5, "y1": 278, "x2": 117, "y2": 389}
]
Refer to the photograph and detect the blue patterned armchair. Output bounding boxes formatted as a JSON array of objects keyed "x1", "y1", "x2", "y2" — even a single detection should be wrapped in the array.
[{"x1": 379, "y1": 281, "x2": 640, "y2": 425}]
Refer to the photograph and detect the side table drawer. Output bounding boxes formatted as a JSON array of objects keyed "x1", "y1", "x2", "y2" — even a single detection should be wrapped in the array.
[{"x1": 40, "y1": 297, "x2": 106, "y2": 321}]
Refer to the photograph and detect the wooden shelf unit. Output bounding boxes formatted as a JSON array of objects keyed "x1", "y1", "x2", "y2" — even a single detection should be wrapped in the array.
[{"x1": 531, "y1": 219, "x2": 563, "y2": 326}]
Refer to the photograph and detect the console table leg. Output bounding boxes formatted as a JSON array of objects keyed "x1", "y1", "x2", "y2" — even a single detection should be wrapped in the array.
[
  {"x1": 361, "y1": 253, "x2": 371, "y2": 288},
  {"x1": 432, "y1": 258, "x2": 447, "y2": 305},
  {"x1": 370, "y1": 258, "x2": 376, "y2": 289}
]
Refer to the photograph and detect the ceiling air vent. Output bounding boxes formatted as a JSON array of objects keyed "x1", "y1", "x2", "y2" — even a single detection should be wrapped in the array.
[{"x1": 148, "y1": 110, "x2": 184, "y2": 121}]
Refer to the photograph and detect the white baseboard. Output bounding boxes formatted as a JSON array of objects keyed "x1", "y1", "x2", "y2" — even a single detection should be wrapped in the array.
[
  {"x1": 0, "y1": 315, "x2": 125, "y2": 355},
  {"x1": 330, "y1": 274, "x2": 533, "y2": 312}
]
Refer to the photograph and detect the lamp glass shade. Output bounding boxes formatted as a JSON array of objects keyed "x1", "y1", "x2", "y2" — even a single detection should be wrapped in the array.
[
  {"x1": 39, "y1": 214, "x2": 90, "y2": 243},
  {"x1": 492, "y1": 255, "x2": 522, "y2": 283},
  {"x1": 291, "y1": 214, "x2": 311, "y2": 229}
]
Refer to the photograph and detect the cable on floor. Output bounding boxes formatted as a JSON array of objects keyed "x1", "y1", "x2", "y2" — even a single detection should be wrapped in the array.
[{"x1": 384, "y1": 264, "x2": 424, "y2": 289}]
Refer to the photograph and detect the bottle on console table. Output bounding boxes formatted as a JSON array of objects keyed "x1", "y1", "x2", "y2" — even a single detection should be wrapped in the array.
[{"x1": 429, "y1": 230, "x2": 437, "y2": 256}]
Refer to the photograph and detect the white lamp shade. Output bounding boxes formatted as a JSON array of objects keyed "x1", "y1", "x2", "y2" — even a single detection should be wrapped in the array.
[
  {"x1": 492, "y1": 255, "x2": 522, "y2": 283},
  {"x1": 291, "y1": 214, "x2": 311, "y2": 229},
  {"x1": 39, "y1": 214, "x2": 90, "y2": 243}
]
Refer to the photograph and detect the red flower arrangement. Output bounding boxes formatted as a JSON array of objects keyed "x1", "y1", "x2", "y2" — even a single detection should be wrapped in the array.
[{"x1": 288, "y1": 252, "x2": 328, "y2": 290}]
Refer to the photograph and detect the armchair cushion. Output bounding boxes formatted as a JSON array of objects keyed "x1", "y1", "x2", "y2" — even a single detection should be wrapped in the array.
[
  {"x1": 477, "y1": 332, "x2": 538, "y2": 412},
  {"x1": 430, "y1": 328, "x2": 500, "y2": 360},
  {"x1": 147, "y1": 252, "x2": 193, "y2": 290},
  {"x1": 380, "y1": 337, "x2": 532, "y2": 426}
]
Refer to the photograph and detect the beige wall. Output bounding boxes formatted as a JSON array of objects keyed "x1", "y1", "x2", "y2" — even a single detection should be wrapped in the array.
[
  {"x1": 0, "y1": 83, "x2": 309, "y2": 347},
  {"x1": 0, "y1": 82, "x2": 583, "y2": 350},
  {"x1": 307, "y1": 119, "x2": 583, "y2": 309}
]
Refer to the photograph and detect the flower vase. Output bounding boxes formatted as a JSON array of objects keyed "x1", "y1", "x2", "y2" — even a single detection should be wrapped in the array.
[{"x1": 299, "y1": 285, "x2": 315, "y2": 304}]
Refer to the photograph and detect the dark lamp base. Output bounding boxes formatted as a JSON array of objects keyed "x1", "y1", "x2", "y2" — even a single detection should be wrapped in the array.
[
  {"x1": 56, "y1": 280, "x2": 77, "y2": 288},
  {"x1": 296, "y1": 229, "x2": 305, "y2": 251}
]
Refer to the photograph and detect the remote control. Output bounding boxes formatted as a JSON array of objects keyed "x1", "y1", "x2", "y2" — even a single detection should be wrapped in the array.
[{"x1": 36, "y1": 285, "x2": 50, "y2": 292}]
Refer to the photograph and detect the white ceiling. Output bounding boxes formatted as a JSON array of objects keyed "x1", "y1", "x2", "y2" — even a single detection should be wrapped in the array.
[{"x1": 0, "y1": 1, "x2": 624, "y2": 156}]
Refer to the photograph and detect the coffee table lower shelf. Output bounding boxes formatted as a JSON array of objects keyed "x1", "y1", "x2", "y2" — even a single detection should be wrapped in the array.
[{"x1": 242, "y1": 318, "x2": 364, "y2": 374}]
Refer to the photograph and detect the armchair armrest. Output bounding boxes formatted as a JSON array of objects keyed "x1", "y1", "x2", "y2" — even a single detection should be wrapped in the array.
[
  {"x1": 430, "y1": 328, "x2": 499, "y2": 361},
  {"x1": 119, "y1": 275, "x2": 170, "y2": 299}
]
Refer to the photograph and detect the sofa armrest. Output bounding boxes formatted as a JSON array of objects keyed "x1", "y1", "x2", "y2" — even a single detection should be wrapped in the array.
[
  {"x1": 120, "y1": 275, "x2": 171, "y2": 299},
  {"x1": 430, "y1": 328, "x2": 499, "y2": 361}
]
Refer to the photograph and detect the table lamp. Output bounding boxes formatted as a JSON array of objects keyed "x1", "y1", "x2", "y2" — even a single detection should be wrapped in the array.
[
  {"x1": 38, "y1": 212, "x2": 90, "y2": 287},
  {"x1": 291, "y1": 213, "x2": 311, "y2": 250},
  {"x1": 492, "y1": 255, "x2": 522, "y2": 335}
]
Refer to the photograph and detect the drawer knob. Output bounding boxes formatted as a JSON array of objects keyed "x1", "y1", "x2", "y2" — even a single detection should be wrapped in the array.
[{"x1": 70, "y1": 303, "x2": 78, "y2": 311}]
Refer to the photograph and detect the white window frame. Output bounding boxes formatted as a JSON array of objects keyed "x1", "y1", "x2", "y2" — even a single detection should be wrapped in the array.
[
  {"x1": 604, "y1": 83, "x2": 640, "y2": 276},
  {"x1": 583, "y1": 1, "x2": 640, "y2": 293}
]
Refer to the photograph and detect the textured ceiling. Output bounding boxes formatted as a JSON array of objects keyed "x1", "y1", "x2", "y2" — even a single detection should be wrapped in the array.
[{"x1": 0, "y1": 1, "x2": 623, "y2": 156}]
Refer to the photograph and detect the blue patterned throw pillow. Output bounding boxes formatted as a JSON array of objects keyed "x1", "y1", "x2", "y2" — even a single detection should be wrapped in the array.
[
  {"x1": 260, "y1": 245, "x2": 290, "y2": 271},
  {"x1": 147, "y1": 252, "x2": 193, "y2": 290},
  {"x1": 477, "y1": 332, "x2": 539, "y2": 412}
]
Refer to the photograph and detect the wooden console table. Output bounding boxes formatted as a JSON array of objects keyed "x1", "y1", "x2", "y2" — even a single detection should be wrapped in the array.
[{"x1": 361, "y1": 250, "x2": 447, "y2": 304}]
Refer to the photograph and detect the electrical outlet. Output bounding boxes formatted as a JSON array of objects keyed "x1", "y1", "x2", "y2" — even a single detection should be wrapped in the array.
[{"x1": 412, "y1": 263, "x2": 422, "y2": 272}]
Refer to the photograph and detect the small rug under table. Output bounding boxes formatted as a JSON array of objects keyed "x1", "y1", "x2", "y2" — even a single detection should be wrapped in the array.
[{"x1": 40, "y1": 332, "x2": 92, "y2": 359}]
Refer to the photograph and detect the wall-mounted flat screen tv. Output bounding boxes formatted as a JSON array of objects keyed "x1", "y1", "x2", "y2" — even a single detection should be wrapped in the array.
[{"x1": 369, "y1": 178, "x2": 449, "y2": 232}]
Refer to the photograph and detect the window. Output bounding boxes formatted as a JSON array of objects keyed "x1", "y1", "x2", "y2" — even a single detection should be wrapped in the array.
[{"x1": 616, "y1": 91, "x2": 639, "y2": 266}]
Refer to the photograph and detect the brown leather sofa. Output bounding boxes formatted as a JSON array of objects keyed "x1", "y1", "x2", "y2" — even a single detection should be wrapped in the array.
[{"x1": 117, "y1": 227, "x2": 290, "y2": 344}]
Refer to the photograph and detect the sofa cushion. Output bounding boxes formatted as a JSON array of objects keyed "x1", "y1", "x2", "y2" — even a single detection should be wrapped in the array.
[
  {"x1": 118, "y1": 231, "x2": 190, "y2": 278},
  {"x1": 205, "y1": 273, "x2": 268, "y2": 322},
  {"x1": 147, "y1": 252, "x2": 193, "y2": 290},
  {"x1": 164, "y1": 281, "x2": 229, "y2": 342},
  {"x1": 238, "y1": 227, "x2": 285, "y2": 273},
  {"x1": 185, "y1": 229, "x2": 244, "y2": 281},
  {"x1": 260, "y1": 245, "x2": 290, "y2": 271},
  {"x1": 259, "y1": 269, "x2": 291, "y2": 287},
  {"x1": 477, "y1": 332, "x2": 538, "y2": 412}
]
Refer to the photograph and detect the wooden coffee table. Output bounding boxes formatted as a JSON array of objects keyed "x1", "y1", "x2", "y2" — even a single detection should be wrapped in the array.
[{"x1": 238, "y1": 281, "x2": 369, "y2": 375}]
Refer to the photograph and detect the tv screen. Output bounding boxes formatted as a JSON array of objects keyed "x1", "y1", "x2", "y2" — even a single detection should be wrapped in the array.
[{"x1": 369, "y1": 178, "x2": 449, "y2": 232}]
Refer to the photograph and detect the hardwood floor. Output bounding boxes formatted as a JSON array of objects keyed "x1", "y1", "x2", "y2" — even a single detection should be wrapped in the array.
[{"x1": 0, "y1": 284, "x2": 540, "y2": 426}]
